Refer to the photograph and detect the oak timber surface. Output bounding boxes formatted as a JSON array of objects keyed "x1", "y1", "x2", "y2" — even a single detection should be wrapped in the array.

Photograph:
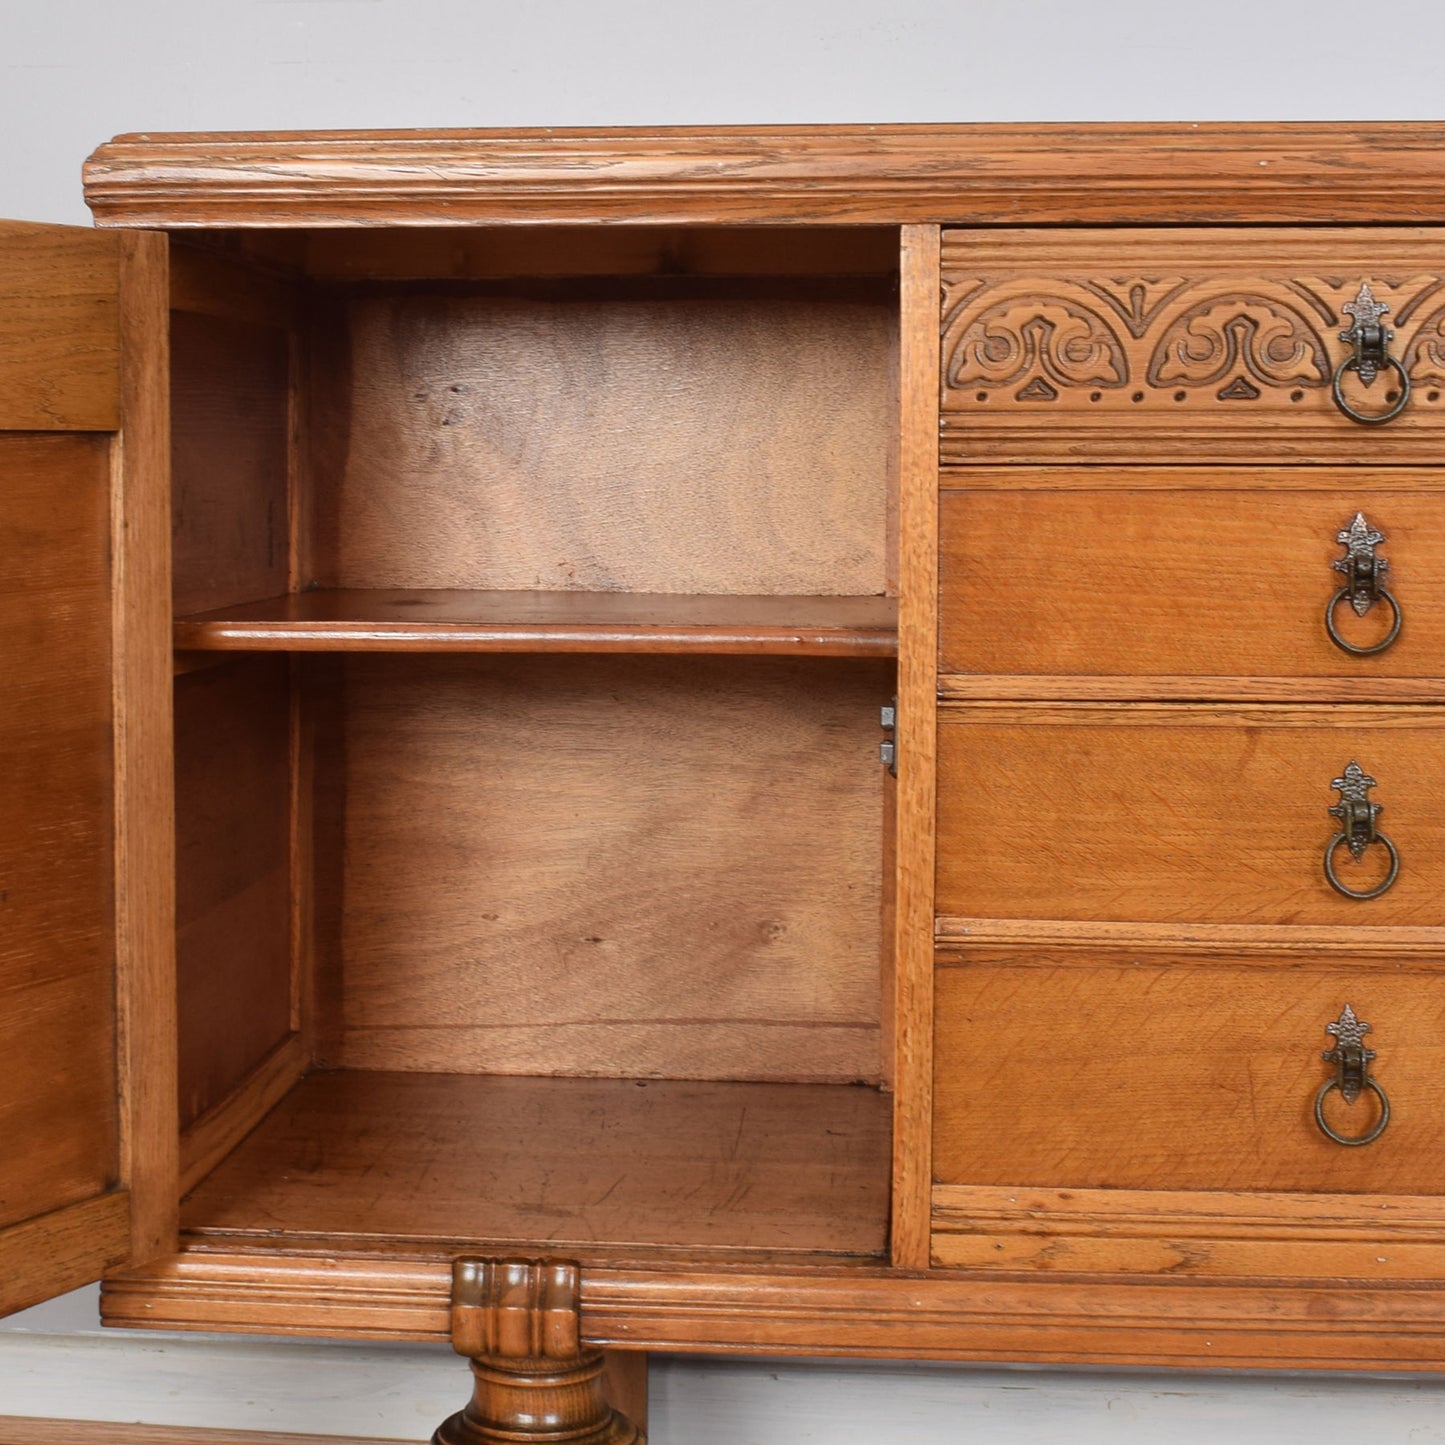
[
  {"x1": 934, "y1": 957, "x2": 1445, "y2": 1193},
  {"x1": 82, "y1": 125, "x2": 1445, "y2": 227},
  {"x1": 306, "y1": 292, "x2": 892, "y2": 596},
  {"x1": 174, "y1": 657, "x2": 294, "y2": 1131},
  {"x1": 324, "y1": 655, "x2": 887, "y2": 1082},
  {"x1": 936, "y1": 703, "x2": 1445, "y2": 924},
  {"x1": 174, "y1": 589, "x2": 898, "y2": 656},
  {"x1": 180, "y1": 1071, "x2": 891, "y2": 1257},
  {"x1": 0, "y1": 223, "x2": 119, "y2": 430},
  {"x1": 0, "y1": 1422, "x2": 415, "y2": 1445},
  {"x1": 939, "y1": 477, "x2": 1445, "y2": 684},
  {"x1": 938, "y1": 229, "x2": 1445, "y2": 463},
  {"x1": 170, "y1": 311, "x2": 290, "y2": 617},
  {"x1": 930, "y1": 1184, "x2": 1445, "y2": 1278},
  {"x1": 0, "y1": 434, "x2": 117, "y2": 1235}
]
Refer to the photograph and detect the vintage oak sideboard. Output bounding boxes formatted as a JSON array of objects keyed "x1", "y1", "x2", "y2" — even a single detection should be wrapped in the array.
[{"x1": 6, "y1": 125, "x2": 1445, "y2": 1440}]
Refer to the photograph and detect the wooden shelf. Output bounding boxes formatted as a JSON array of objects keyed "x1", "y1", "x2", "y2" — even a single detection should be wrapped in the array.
[
  {"x1": 174, "y1": 590, "x2": 898, "y2": 657},
  {"x1": 181, "y1": 1071, "x2": 892, "y2": 1260}
]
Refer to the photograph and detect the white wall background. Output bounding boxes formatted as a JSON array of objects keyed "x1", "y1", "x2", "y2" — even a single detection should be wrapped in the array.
[{"x1": 5, "y1": 0, "x2": 1445, "y2": 1438}]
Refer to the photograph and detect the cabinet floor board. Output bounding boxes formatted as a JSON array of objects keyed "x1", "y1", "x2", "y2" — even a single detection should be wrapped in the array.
[{"x1": 179, "y1": 1071, "x2": 892, "y2": 1260}]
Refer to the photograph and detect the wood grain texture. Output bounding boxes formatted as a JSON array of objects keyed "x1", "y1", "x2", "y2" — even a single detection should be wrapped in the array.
[
  {"x1": 940, "y1": 479, "x2": 1445, "y2": 683},
  {"x1": 933, "y1": 955, "x2": 1445, "y2": 1192},
  {"x1": 935, "y1": 917, "x2": 1445, "y2": 955},
  {"x1": 327, "y1": 656, "x2": 888, "y2": 1083},
  {"x1": 174, "y1": 658, "x2": 294, "y2": 1130},
  {"x1": 940, "y1": 229, "x2": 1445, "y2": 463},
  {"x1": 438, "y1": 1260, "x2": 641, "y2": 1445},
  {"x1": 112, "y1": 228, "x2": 178, "y2": 1265},
  {"x1": 0, "y1": 1193, "x2": 131, "y2": 1319},
  {"x1": 600, "y1": 1352, "x2": 648, "y2": 1433},
  {"x1": 173, "y1": 589, "x2": 898, "y2": 656},
  {"x1": 98, "y1": 1248, "x2": 1445, "y2": 1370},
  {"x1": 82, "y1": 125, "x2": 1445, "y2": 227},
  {"x1": 0, "y1": 435, "x2": 118, "y2": 1234},
  {"x1": 0, "y1": 221, "x2": 119, "y2": 430},
  {"x1": 178, "y1": 1034, "x2": 308, "y2": 1197},
  {"x1": 170, "y1": 311, "x2": 290, "y2": 616},
  {"x1": 889, "y1": 225, "x2": 940, "y2": 1270},
  {"x1": 0, "y1": 1421, "x2": 413, "y2": 1445},
  {"x1": 304, "y1": 226, "x2": 899, "y2": 281},
  {"x1": 939, "y1": 675, "x2": 1445, "y2": 702},
  {"x1": 169, "y1": 242, "x2": 303, "y2": 331},
  {"x1": 306, "y1": 291, "x2": 891, "y2": 595},
  {"x1": 180, "y1": 1071, "x2": 891, "y2": 1258},
  {"x1": 932, "y1": 1184, "x2": 1445, "y2": 1278},
  {"x1": 936, "y1": 703, "x2": 1445, "y2": 925}
]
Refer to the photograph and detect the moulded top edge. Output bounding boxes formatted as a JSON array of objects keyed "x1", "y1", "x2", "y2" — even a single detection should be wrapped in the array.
[{"x1": 81, "y1": 123, "x2": 1445, "y2": 230}]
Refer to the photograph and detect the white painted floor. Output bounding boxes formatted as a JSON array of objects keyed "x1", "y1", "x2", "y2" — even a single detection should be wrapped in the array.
[{"x1": 5, "y1": 1288, "x2": 1445, "y2": 1443}]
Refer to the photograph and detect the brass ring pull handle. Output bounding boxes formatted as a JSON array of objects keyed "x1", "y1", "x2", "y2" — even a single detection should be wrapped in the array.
[
  {"x1": 1324, "y1": 830, "x2": 1399, "y2": 899},
  {"x1": 1324, "y1": 761, "x2": 1399, "y2": 900},
  {"x1": 1314, "y1": 1005, "x2": 1390, "y2": 1147},
  {"x1": 1326, "y1": 511, "x2": 1401, "y2": 655},
  {"x1": 1326, "y1": 587, "x2": 1402, "y2": 655},
  {"x1": 1332, "y1": 354, "x2": 1410, "y2": 425},
  {"x1": 1332, "y1": 282, "x2": 1411, "y2": 425},
  {"x1": 1315, "y1": 1077, "x2": 1391, "y2": 1147}
]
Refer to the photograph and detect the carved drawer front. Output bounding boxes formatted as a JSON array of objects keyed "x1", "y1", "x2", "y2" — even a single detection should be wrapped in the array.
[
  {"x1": 935, "y1": 704, "x2": 1445, "y2": 925},
  {"x1": 940, "y1": 229, "x2": 1445, "y2": 463},
  {"x1": 938, "y1": 474, "x2": 1445, "y2": 692},
  {"x1": 931, "y1": 952, "x2": 1445, "y2": 1198}
]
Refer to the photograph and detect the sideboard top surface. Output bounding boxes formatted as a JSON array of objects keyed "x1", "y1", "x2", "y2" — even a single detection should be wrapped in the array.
[{"x1": 82, "y1": 123, "x2": 1445, "y2": 228}]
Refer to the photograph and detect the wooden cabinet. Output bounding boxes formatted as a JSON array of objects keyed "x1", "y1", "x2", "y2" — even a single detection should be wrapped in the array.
[{"x1": 7, "y1": 125, "x2": 1445, "y2": 1434}]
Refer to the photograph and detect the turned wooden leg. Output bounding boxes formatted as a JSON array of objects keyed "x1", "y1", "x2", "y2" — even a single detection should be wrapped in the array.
[
  {"x1": 433, "y1": 1258, "x2": 644, "y2": 1445},
  {"x1": 602, "y1": 1349, "x2": 649, "y2": 1433}
]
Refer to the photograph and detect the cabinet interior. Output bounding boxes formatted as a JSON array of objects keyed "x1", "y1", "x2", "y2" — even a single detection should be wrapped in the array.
[{"x1": 168, "y1": 226, "x2": 901, "y2": 1264}]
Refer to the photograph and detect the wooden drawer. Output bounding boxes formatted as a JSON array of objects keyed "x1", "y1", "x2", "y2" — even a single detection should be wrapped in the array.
[
  {"x1": 932, "y1": 946, "x2": 1445, "y2": 1195},
  {"x1": 939, "y1": 473, "x2": 1445, "y2": 696},
  {"x1": 936, "y1": 704, "x2": 1445, "y2": 925},
  {"x1": 940, "y1": 229, "x2": 1445, "y2": 463}
]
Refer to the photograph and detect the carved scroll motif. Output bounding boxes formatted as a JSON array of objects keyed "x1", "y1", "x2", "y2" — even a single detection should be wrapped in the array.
[
  {"x1": 942, "y1": 282, "x2": 1128, "y2": 400},
  {"x1": 1402, "y1": 304, "x2": 1445, "y2": 382},
  {"x1": 1147, "y1": 294, "x2": 1330, "y2": 394},
  {"x1": 941, "y1": 271, "x2": 1445, "y2": 415}
]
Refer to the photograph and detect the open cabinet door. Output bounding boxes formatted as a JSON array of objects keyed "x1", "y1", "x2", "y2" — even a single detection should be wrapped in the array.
[{"x1": 0, "y1": 221, "x2": 174, "y2": 1315}]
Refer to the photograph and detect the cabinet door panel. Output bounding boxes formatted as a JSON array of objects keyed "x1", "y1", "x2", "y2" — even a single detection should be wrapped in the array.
[
  {"x1": 940, "y1": 229, "x2": 1445, "y2": 464},
  {"x1": 937, "y1": 704, "x2": 1445, "y2": 925},
  {"x1": 0, "y1": 221, "x2": 172, "y2": 1316},
  {"x1": 0, "y1": 434, "x2": 118, "y2": 1233}
]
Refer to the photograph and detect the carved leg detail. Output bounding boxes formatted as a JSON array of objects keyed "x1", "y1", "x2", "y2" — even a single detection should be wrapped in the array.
[{"x1": 433, "y1": 1258, "x2": 644, "y2": 1445}]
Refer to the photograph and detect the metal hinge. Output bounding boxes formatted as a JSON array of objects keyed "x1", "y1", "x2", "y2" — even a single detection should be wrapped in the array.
[{"x1": 880, "y1": 700, "x2": 897, "y2": 775}]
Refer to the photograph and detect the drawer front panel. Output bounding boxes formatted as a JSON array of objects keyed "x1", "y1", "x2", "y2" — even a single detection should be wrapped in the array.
[
  {"x1": 933, "y1": 952, "x2": 1445, "y2": 1193},
  {"x1": 939, "y1": 476, "x2": 1445, "y2": 687},
  {"x1": 936, "y1": 705, "x2": 1445, "y2": 924},
  {"x1": 940, "y1": 229, "x2": 1445, "y2": 463}
]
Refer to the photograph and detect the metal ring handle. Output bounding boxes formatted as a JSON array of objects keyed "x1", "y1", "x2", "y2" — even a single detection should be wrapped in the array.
[
  {"x1": 1326, "y1": 586, "x2": 1403, "y2": 655},
  {"x1": 1314, "y1": 1076, "x2": 1390, "y2": 1146},
  {"x1": 1331, "y1": 353, "x2": 1410, "y2": 425},
  {"x1": 1324, "y1": 830, "x2": 1399, "y2": 900}
]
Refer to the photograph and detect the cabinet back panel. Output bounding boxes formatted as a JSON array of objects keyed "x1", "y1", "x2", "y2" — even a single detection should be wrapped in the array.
[
  {"x1": 306, "y1": 290, "x2": 893, "y2": 595},
  {"x1": 322, "y1": 655, "x2": 889, "y2": 1082},
  {"x1": 0, "y1": 433, "x2": 118, "y2": 1231},
  {"x1": 174, "y1": 656, "x2": 294, "y2": 1129},
  {"x1": 170, "y1": 310, "x2": 290, "y2": 616}
]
